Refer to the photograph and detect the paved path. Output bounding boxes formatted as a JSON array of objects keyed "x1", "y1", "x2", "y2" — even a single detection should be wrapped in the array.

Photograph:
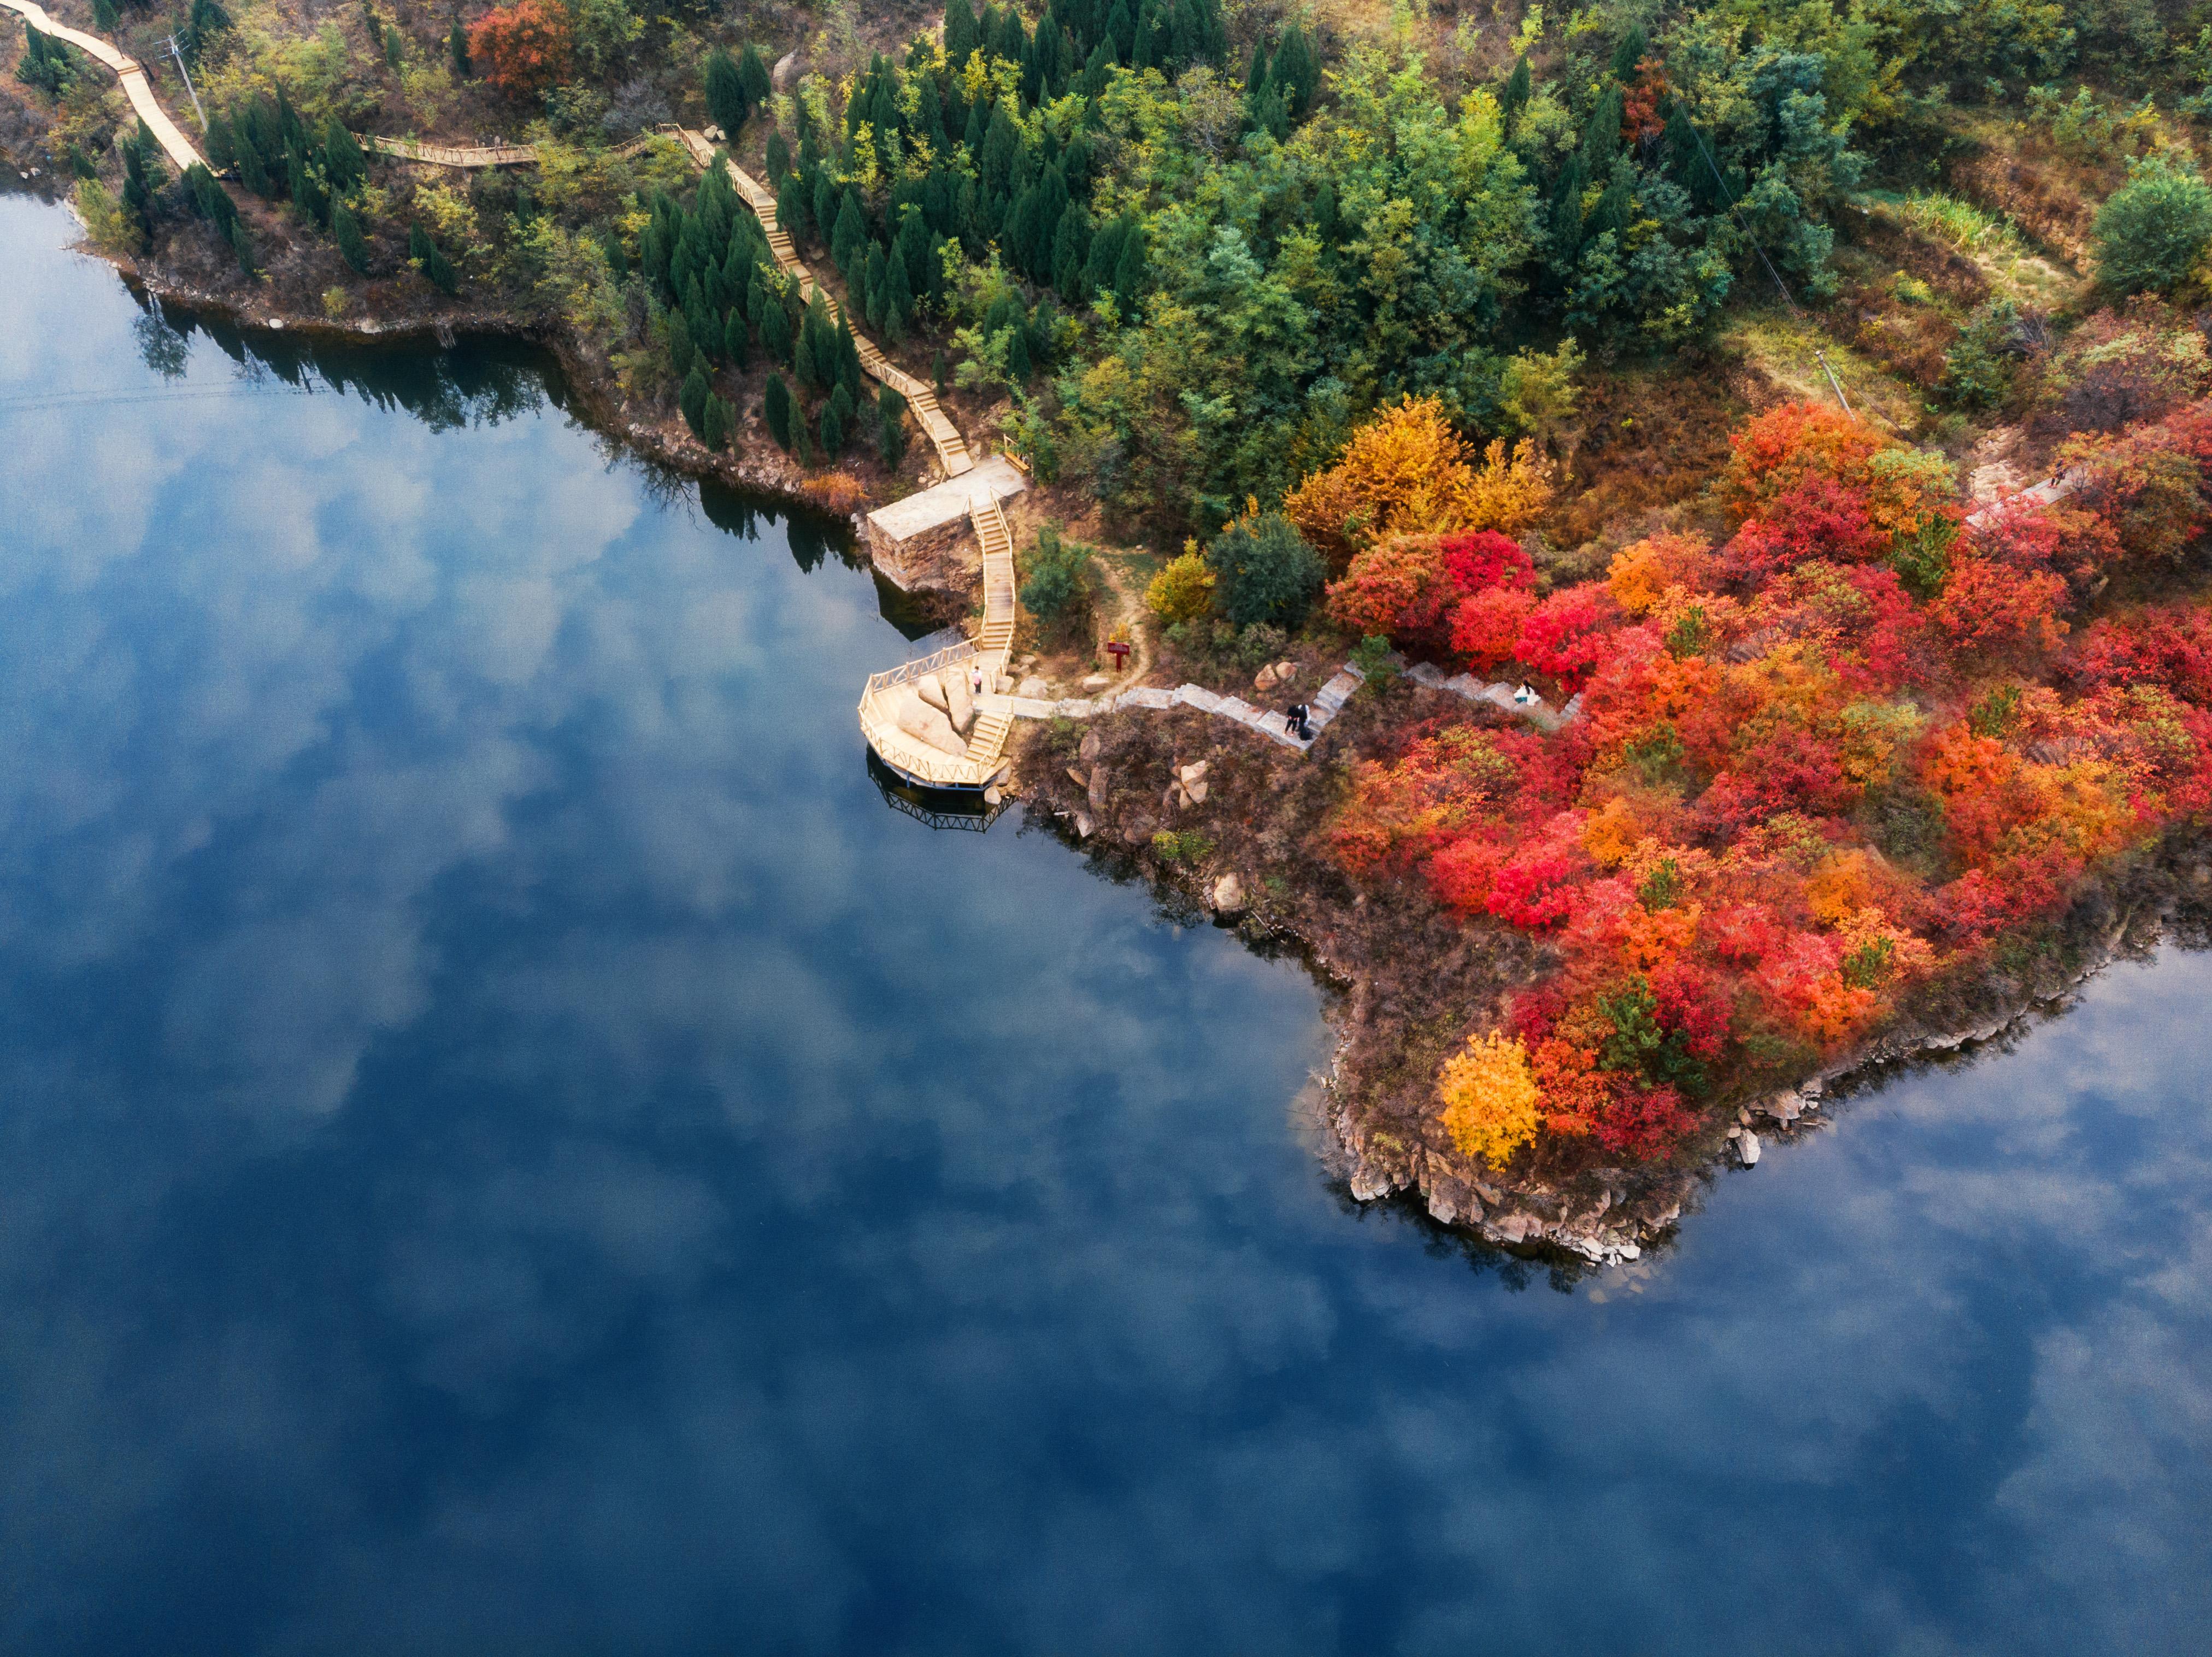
[
  {"x1": 1964, "y1": 466, "x2": 2085, "y2": 530},
  {"x1": 1, "y1": 0, "x2": 203, "y2": 171}
]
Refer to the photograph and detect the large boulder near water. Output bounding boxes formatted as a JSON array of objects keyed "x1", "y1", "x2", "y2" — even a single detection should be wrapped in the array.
[{"x1": 896, "y1": 687, "x2": 968, "y2": 756}]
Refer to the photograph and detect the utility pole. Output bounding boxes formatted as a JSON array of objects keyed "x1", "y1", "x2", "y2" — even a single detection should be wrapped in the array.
[{"x1": 163, "y1": 34, "x2": 208, "y2": 133}]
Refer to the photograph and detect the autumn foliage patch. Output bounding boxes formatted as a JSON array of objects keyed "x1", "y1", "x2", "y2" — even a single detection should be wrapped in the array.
[
  {"x1": 1307, "y1": 398, "x2": 2212, "y2": 1173},
  {"x1": 467, "y1": 0, "x2": 573, "y2": 97}
]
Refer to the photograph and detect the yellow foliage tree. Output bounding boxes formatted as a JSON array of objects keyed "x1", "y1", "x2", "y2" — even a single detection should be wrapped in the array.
[
  {"x1": 1145, "y1": 549, "x2": 1216, "y2": 623},
  {"x1": 1463, "y1": 438, "x2": 1557, "y2": 536},
  {"x1": 1284, "y1": 397, "x2": 1557, "y2": 569},
  {"x1": 1438, "y1": 1032, "x2": 1544, "y2": 1165}
]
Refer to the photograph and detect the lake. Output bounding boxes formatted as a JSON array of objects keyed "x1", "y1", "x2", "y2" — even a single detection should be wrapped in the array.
[{"x1": 1, "y1": 188, "x2": 2207, "y2": 1655}]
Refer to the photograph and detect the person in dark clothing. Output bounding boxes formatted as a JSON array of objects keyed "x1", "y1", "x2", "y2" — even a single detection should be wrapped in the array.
[{"x1": 1286, "y1": 702, "x2": 1313, "y2": 741}]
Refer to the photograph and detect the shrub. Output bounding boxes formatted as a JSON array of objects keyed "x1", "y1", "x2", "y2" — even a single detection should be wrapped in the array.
[
  {"x1": 1438, "y1": 1033, "x2": 1543, "y2": 1165},
  {"x1": 1020, "y1": 525, "x2": 1093, "y2": 622},
  {"x1": 1145, "y1": 551, "x2": 1215, "y2": 623},
  {"x1": 2093, "y1": 156, "x2": 2212, "y2": 297},
  {"x1": 1204, "y1": 512, "x2": 1325, "y2": 631}
]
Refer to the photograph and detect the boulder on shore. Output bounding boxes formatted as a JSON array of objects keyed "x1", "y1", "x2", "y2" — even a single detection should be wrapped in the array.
[
  {"x1": 895, "y1": 687, "x2": 968, "y2": 756},
  {"x1": 1210, "y1": 872, "x2": 1246, "y2": 913}
]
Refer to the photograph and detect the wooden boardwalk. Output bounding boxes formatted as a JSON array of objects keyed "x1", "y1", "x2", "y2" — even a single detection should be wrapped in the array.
[
  {"x1": 362, "y1": 136, "x2": 537, "y2": 169},
  {"x1": 1, "y1": 0, "x2": 204, "y2": 172}
]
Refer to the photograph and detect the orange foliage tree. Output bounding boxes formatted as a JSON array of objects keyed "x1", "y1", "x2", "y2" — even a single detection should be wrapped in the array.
[
  {"x1": 468, "y1": 0, "x2": 573, "y2": 96},
  {"x1": 1311, "y1": 395, "x2": 2212, "y2": 1177}
]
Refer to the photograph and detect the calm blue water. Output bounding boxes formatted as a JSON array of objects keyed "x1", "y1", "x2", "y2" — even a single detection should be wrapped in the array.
[{"x1": 1, "y1": 191, "x2": 2208, "y2": 1655}]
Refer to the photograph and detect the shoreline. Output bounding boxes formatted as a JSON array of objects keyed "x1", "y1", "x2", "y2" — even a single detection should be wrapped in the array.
[{"x1": 29, "y1": 186, "x2": 2205, "y2": 1273}]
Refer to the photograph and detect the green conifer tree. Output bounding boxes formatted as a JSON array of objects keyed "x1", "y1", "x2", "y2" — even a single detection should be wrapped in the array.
[
  {"x1": 680, "y1": 365, "x2": 710, "y2": 437},
  {"x1": 705, "y1": 48, "x2": 746, "y2": 136},
  {"x1": 702, "y1": 391, "x2": 731, "y2": 451},
  {"x1": 332, "y1": 197, "x2": 370, "y2": 272},
  {"x1": 764, "y1": 371, "x2": 793, "y2": 449},
  {"x1": 819, "y1": 398, "x2": 844, "y2": 456},
  {"x1": 877, "y1": 383, "x2": 908, "y2": 468},
  {"x1": 739, "y1": 43, "x2": 772, "y2": 109},
  {"x1": 449, "y1": 17, "x2": 469, "y2": 76}
]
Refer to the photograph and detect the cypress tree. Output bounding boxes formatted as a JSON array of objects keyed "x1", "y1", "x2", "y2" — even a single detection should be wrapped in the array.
[
  {"x1": 1271, "y1": 25, "x2": 1316, "y2": 116},
  {"x1": 333, "y1": 197, "x2": 370, "y2": 272},
  {"x1": 1548, "y1": 155, "x2": 1586, "y2": 263},
  {"x1": 1503, "y1": 57, "x2": 1531, "y2": 125},
  {"x1": 92, "y1": 0, "x2": 118, "y2": 28},
  {"x1": 321, "y1": 115, "x2": 366, "y2": 193},
  {"x1": 863, "y1": 243, "x2": 889, "y2": 330},
  {"x1": 702, "y1": 391, "x2": 732, "y2": 451},
  {"x1": 793, "y1": 310, "x2": 820, "y2": 391},
  {"x1": 764, "y1": 371, "x2": 793, "y2": 448},
  {"x1": 725, "y1": 308, "x2": 750, "y2": 367},
  {"x1": 819, "y1": 397, "x2": 844, "y2": 456},
  {"x1": 836, "y1": 313, "x2": 862, "y2": 403},
  {"x1": 1579, "y1": 84, "x2": 1624, "y2": 177},
  {"x1": 449, "y1": 17, "x2": 469, "y2": 76},
  {"x1": 778, "y1": 172, "x2": 810, "y2": 240},
  {"x1": 766, "y1": 131, "x2": 792, "y2": 184},
  {"x1": 877, "y1": 383, "x2": 908, "y2": 468},
  {"x1": 1052, "y1": 207, "x2": 1091, "y2": 303},
  {"x1": 667, "y1": 309, "x2": 696, "y2": 377},
  {"x1": 883, "y1": 249, "x2": 914, "y2": 333},
  {"x1": 680, "y1": 365, "x2": 710, "y2": 437},
  {"x1": 705, "y1": 48, "x2": 746, "y2": 135},
  {"x1": 1245, "y1": 40, "x2": 1270, "y2": 95},
  {"x1": 1610, "y1": 23, "x2": 1649, "y2": 81},
  {"x1": 1111, "y1": 224, "x2": 1145, "y2": 316},
  {"x1": 761, "y1": 293, "x2": 794, "y2": 363},
  {"x1": 739, "y1": 43, "x2": 772, "y2": 108},
  {"x1": 812, "y1": 172, "x2": 837, "y2": 248},
  {"x1": 121, "y1": 122, "x2": 161, "y2": 233},
  {"x1": 417, "y1": 228, "x2": 457, "y2": 293},
  {"x1": 832, "y1": 190, "x2": 868, "y2": 275},
  {"x1": 1005, "y1": 326, "x2": 1032, "y2": 383},
  {"x1": 230, "y1": 216, "x2": 256, "y2": 275}
]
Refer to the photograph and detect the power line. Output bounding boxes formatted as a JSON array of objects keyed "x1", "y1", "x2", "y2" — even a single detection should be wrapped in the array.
[
  {"x1": 0, "y1": 380, "x2": 318, "y2": 415},
  {"x1": 1678, "y1": 110, "x2": 1854, "y2": 416}
]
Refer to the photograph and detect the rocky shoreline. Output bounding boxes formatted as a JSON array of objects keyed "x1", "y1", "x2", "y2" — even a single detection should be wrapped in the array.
[{"x1": 1319, "y1": 841, "x2": 2205, "y2": 1270}]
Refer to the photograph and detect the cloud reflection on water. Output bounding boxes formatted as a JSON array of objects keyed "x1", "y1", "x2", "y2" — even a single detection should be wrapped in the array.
[{"x1": 0, "y1": 193, "x2": 2207, "y2": 1656}]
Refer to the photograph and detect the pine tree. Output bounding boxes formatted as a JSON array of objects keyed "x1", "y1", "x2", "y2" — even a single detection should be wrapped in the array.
[
  {"x1": 705, "y1": 48, "x2": 745, "y2": 136},
  {"x1": 92, "y1": 0, "x2": 117, "y2": 28},
  {"x1": 764, "y1": 372, "x2": 793, "y2": 449},
  {"x1": 702, "y1": 391, "x2": 732, "y2": 451},
  {"x1": 680, "y1": 365, "x2": 710, "y2": 437},
  {"x1": 333, "y1": 197, "x2": 370, "y2": 272},
  {"x1": 1270, "y1": 25, "x2": 1316, "y2": 116},
  {"x1": 449, "y1": 17, "x2": 469, "y2": 76}
]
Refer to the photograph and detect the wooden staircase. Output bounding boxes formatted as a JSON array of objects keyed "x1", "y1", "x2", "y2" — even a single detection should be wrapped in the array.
[
  {"x1": 662, "y1": 129, "x2": 1016, "y2": 788},
  {"x1": 676, "y1": 130, "x2": 975, "y2": 479}
]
